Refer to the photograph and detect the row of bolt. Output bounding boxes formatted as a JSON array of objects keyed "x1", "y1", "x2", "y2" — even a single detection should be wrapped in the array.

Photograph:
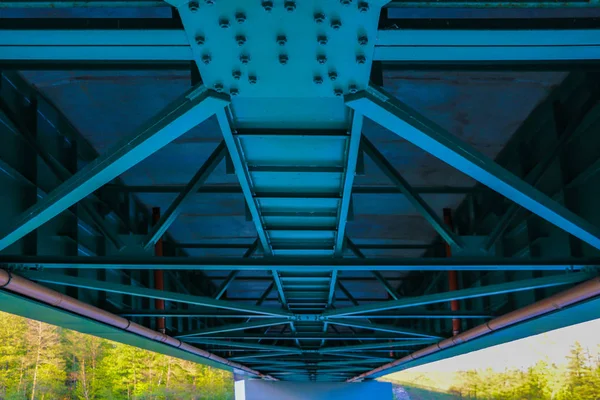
[
  {"x1": 195, "y1": 32, "x2": 368, "y2": 47},
  {"x1": 211, "y1": 78, "x2": 358, "y2": 97},
  {"x1": 200, "y1": 52, "x2": 367, "y2": 66},
  {"x1": 188, "y1": 0, "x2": 369, "y2": 13}
]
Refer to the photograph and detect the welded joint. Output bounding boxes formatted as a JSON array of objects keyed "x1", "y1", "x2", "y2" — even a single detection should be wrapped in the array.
[{"x1": 289, "y1": 314, "x2": 325, "y2": 322}]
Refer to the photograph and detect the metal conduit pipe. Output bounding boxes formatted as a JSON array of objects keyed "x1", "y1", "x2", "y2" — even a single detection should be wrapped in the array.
[
  {"x1": 0, "y1": 269, "x2": 275, "y2": 380},
  {"x1": 348, "y1": 275, "x2": 600, "y2": 382}
]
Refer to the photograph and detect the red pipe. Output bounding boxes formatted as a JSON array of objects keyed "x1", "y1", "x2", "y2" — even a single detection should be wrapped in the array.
[
  {"x1": 348, "y1": 275, "x2": 600, "y2": 382},
  {"x1": 152, "y1": 207, "x2": 166, "y2": 334},
  {"x1": 0, "y1": 269, "x2": 274, "y2": 380},
  {"x1": 443, "y1": 208, "x2": 461, "y2": 336}
]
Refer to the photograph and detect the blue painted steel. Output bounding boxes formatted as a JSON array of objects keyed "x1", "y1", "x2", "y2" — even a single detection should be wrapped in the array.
[
  {"x1": 1, "y1": 255, "x2": 591, "y2": 271},
  {"x1": 319, "y1": 340, "x2": 438, "y2": 354},
  {"x1": 0, "y1": 1, "x2": 164, "y2": 6},
  {"x1": 334, "y1": 113, "x2": 364, "y2": 256},
  {"x1": 347, "y1": 85, "x2": 600, "y2": 251},
  {"x1": 0, "y1": 86, "x2": 228, "y2": 252},
  {"x1": 361, "y1": 136, "x2": 463, "y2": 249},
  {"x1": 327, "y1": 319, "x2": 442, "y2": 339},
  {"x1": 176, "y1": 319, "x2": 288, "y2": 338},
  {"x1": 374, "y1": 30, "x2": 600, "y2": 62},
  {"x1": 0, "y1": 30, "x2": 192, "y2": 61},
  {"x1": 143, "y1": 141, "x2": 227, "y2": 249},
  {"x1": 323, "y1": 272, "x2": 592, "y2": 317},
  {"x1": 19, "y1": 271, "x2": 293, "y2": 317},
  {"x1": 215, "y1": 108, "x2": 272, "y2": 255}
]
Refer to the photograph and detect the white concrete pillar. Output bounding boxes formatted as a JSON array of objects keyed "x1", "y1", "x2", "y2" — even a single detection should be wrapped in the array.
[{"x1": 235, "y1": 380, "x2": 392, "y2": 400}]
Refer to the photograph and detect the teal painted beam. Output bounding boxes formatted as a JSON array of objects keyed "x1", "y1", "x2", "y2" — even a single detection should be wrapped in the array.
[
  {"x1": 319, "y1": 340, "x2": 438, "y2": 354},
  {"x1": 0, "y1": 86, "x2": 228, "y2": 252},
  {"x1": 189, "y1": 333, "x2": 429, "y2": 341},
  {"x1": 347, "y1": 85, "x2": 600, "y2": 250},
  {"x1": 323, "y1": 272, "x2": 592, "y2": 317},
  {"x1": 1, "y1": 255, "x2": 593, "y2": 271},
  {"x1": 229, "y1": 352, "x2": 303, "y2": 362},
  {"x1": 19, "y1": 271, "x2": 292, "y2": 318},
  {"x1": 361, "y1": 136, "x2": 463, "y2": 249},
  {"x1": 334, "y1": 112, "x2": 364, "y2": 257},
  {"x1": 142, "y1": 141, "x2": 227, "y2": 250},
  {"x1": 181, "y1": 338, "x2": 302, "y2": 353},
  {"x1": 327, "y1": 319, "x2": 443, "y2": 339},
  {"x1": 175, "y1": 319, "x2": 289, "y2": 339},
  {"x1": 214, "y1": 240, "x2": 259, "y2": 300}
]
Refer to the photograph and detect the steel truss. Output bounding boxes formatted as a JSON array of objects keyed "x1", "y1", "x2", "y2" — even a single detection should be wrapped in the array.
[{"x1": 1, "y1": 1, "x2": 600, "y2": 384}]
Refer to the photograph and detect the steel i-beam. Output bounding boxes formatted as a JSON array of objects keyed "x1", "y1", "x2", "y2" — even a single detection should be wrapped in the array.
[{"x1": 0, "y1": 86, "x2": 228, "y2": 251}]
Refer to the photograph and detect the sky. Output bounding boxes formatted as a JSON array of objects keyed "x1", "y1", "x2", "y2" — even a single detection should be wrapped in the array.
[{"x1": 387, "y1": 317, "x2": 600, "y2": 377}]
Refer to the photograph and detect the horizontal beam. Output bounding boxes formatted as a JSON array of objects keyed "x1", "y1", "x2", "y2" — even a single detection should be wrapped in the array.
[
  {"x1": 386, "y1": 1, "x2": 600, "y2": 7},
  {"x1": 0, "y1": 1, "x2": 165, "y2": 6},
  {"x1": 323, "y1": 272, "x2": 592, "y2": 317},
  {"x1": 374, "y1": 30, "x2": 600, "y2": 62},
  {"x1": 0, "y1": 85, "x2": 227, "y2": 252},
  {"x1": 175, "y1": 319, "x2": 288, "y2": 339},
  {"x1": 319, "y1": 340, "x2": 438, "y2": 353},
  {"x1": 192, "y1": 334, "x2": 415, "y2": 341},
  {"x1": 181, "y1": 339, "x2": 302, "y2": 353},
  {"x1": 18, "y1": 271, "x2": 293, "y2": 318},
  {"x1": 118, "y1": 309, "x2": 493, "y2": 319},
  {"x1": 2, "y1": 255, "x2": 594, "y2": 271},
  {"x1": 327, "y1": 319, "x2": 442, "y2": 339},
  {"x1": 0, "y1": 29, "x2": 192, "y2": 61},
  {"x1": 1, "y1": 28, "x2": 600, "y2": 66},
  {"x1": 101, "y1": 184, "x2": 482, "y2": 195}
]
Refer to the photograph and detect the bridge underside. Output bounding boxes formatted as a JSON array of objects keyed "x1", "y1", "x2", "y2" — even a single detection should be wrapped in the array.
[{"x1": 1, "y1": 0, "x2": 600, "y2": 383}]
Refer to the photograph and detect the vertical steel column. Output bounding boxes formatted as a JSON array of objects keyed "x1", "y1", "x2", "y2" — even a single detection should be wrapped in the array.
[
  {"x1": 443, "y1": 208, "x2": 460, "y2": 336},
  {"x1": 152, "y1": 207, "x2": 166, "y2": 334}
]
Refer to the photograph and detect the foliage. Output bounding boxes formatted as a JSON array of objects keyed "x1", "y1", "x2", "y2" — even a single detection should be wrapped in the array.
[
  {"x1": 435, "y1": 341, "x2": 600, "y2": 400},
  {"x1": 0, "y1": 311, "x2": 233, "y2": 399}
]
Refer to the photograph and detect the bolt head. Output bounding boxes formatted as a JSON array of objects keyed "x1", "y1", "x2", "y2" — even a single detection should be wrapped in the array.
[
  {"x1": 316, "y1": 54, "x2": 327, "y2": 65},
  {"x1": 279, "y1": 54, "x2": 289, "y2": 65},
  {"x1": 358, "y1": 1, "x2": 369, "y2": 12},
  {"x1": 235, "y1": 12, "x2": 246, "y2": 23},
  {"x1": 334, "y1": 88, "x2": 343, "y2": 97},
  {"x1": 219, "y1": 18, "x2": 230, "y2": 28},
  {"x1": 340, "y1": 0, "x2": 352, "y2": 5},
  {"x1": 236, "y1": 35, "x2": 246, "y2": 46},
  {"x1": 317, "y1": 35, "x2": 328, "y2": 45},
  {"x1": 330, "y1": 19, "x2": 342, "y2": 30},
  {"x1": 214, "y1": 83, "x2": 224, "y2": 92},
  {"x1": 284, "y1": 1, "x2": 296, "y2": 11},
  {"x1": 248, "y1": 75, "x2": 257, "y2": 84},
  {"x1": 356, "y1": 54, "x2": 366, "y2": 64},
  {"x1": 276, "y1": 35, "x2": 287, "y2": 46},
  {"x1": 204, "y1": 0, "x2": 214, "y2": 4},
  {"x1": 262, "y1": 0, "x2": 273, "y2": 11},
  {"x1": 314, "y1": 76, "x2": 324, "y2": 85},
  {"x1": 230, "y1": 87, "x2": 239, "y2": 96},
  {"x1": 358, "y1": 35, "x2": 368, "y2": 46},
  {"x1": 314, "y1": 12, "x2": 325, "y2": 23},
  {"x1": 328, "y1": 71, "x2": 338, "y2": 81},
  {"x1": 239, "y1": 54, "x2": 250, "y2": 64},
  {"x1": 232, "y1": 70, "x2": 242, "y2": 80},
  {"x1": 348, "y1": 84, "x2": 358, "y2": 94},
  {"x1": 188, "y1": 0, "x2": 199, "y2": 12},
  {"x1": 195, "y1": 34, "x2": 205, "y2": 45},
  {"x1": 201, "y1": 54, "x2": 211, "y2": 64}
]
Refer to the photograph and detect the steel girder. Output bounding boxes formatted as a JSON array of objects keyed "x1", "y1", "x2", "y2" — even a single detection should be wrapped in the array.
[
  {"x1": 19, "y1": 271, "x2": 293, "y2": 317},
  {"x1": 3, "y1": 28, "x2": 600, "y2": 64},
  {"x1": 2, "y1": 255, "x2": 595, "y2": 271},
  {"x1": 346, "y1": 85, "x2": 600, "y2": 251},
  {"x1": 0, "y1": 85, "x2": 228, "y2": 252},
  {"x1": 322, "y1": 272, "x2": 592, "y2": 317}
]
